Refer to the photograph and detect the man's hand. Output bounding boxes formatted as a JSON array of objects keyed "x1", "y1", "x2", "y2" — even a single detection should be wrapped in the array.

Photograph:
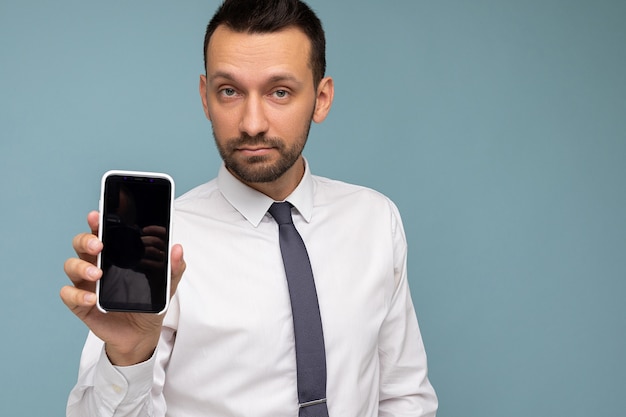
[{"x1": 60, "y1": 211, "x2": 185, "y2": 366}]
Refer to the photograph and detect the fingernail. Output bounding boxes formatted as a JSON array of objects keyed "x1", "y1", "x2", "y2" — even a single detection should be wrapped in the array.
[
  {"x1": 84, "y1": 293, "x2": 96, "y2": 304},
  {"x1": 88, "y1": 239, "x2": 102, "y2": 252},
  {"x1": 86, "y1": 266, "x2": 100, "y2": 279}
]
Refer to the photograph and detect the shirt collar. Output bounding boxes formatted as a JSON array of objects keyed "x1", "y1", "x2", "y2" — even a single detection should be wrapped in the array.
[{"x1": 217, "y1": 159, "x2": 314, "y2": 227}]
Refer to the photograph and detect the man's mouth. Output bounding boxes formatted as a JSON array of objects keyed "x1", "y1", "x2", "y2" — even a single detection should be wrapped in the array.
[{"x1": 236, "y1": 146, "x2": 275, "y2": 157}]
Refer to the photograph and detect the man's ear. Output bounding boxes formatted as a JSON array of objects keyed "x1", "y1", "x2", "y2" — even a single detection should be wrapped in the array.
[
  {"x1": 199, "y1": 74, "x2": 211, "y2": 121},
  {"x1": 312, "y1": 76, "x2": 334, "y2": 123}
]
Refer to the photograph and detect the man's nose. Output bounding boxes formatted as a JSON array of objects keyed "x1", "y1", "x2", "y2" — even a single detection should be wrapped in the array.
[{"x1": 239, "y1": 95, "x2": 269, "y2": 137}]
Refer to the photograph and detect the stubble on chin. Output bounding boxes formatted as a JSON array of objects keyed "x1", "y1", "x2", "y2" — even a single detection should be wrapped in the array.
[{"x1": 215, "y1": 133, "x2": 305, "y2": 184}]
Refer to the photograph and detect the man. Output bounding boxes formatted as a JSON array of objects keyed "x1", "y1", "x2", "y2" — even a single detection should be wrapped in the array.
[{"x1": 62, "y1": 0, "x2": 438, "y2": 415}]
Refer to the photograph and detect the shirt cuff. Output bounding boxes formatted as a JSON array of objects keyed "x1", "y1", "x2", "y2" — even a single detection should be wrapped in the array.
[{"x1": 93, "y1": 345, "x2": 155, "y2": 412}]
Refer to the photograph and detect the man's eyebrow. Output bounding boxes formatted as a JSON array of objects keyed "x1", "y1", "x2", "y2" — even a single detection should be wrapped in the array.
[
  {"x1": 267, "y1": 74, "x2": 303, "y2": 85},
  {"x1": 208, "y1": 71, "x2": 236, "y2": 83}
]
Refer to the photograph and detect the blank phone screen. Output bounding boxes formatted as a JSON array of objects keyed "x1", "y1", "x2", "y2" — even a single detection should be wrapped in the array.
[{"x1": 99, "y1": 174, "x2": 172, "y2": 313}]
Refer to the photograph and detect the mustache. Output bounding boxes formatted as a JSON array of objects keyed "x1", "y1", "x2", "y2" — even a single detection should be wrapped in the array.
[{"x1": 228, "y1": 134, "x2": 284, "y2": 149}]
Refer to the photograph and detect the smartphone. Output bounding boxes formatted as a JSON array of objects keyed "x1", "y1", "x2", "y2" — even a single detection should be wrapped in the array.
[{"x1": 96, "y1": 170, "x2": 175, "y2": 314}]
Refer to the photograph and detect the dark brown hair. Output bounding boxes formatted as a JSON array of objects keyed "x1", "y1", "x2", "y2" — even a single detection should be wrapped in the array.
[{"x1": 203, "y1": 0, "x2": 326, "y2": 86}]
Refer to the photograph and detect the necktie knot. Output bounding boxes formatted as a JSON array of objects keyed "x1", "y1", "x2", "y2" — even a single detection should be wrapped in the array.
[{"x1": 269, "y1": 202, "x2": 294, "y2": 225}]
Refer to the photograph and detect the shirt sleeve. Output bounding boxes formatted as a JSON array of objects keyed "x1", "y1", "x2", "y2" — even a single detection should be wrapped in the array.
[
  {"x1": 66, "y1": 309, "x2": 178, "y2": 417},
  {"x1": 377, "y1": 201, "x2": 438, "y2": 417},
  {"x1": 65, "y1": 331, "x2": 155, "y2": 417}
]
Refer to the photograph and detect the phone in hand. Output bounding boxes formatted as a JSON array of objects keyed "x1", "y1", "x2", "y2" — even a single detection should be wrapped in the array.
[{"x1": 96, "y1": 170, "x2": 175, "y2": 314}]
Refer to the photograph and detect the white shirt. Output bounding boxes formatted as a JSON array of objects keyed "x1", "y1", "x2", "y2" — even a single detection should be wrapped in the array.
[{"x1": 67, "y1": 161, "x2": 438, "y2": 417}]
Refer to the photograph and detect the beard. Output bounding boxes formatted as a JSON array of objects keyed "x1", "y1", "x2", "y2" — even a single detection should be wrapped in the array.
[{"x1": 213, "y1": 121, "x2": 312, "y2": 184}]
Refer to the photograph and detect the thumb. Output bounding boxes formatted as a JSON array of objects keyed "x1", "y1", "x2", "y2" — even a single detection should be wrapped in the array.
[{"x1": 169, "y1": 244, "x2": 185, "y2": 296}]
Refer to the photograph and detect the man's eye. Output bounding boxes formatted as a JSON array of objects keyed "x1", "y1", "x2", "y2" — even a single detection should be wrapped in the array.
[
  {"x1": 273, "y1": 90, "x2": 289, "y2": 99},
  {"x1": 221, "y1": 88, "x2": 236, "y2": 97}
]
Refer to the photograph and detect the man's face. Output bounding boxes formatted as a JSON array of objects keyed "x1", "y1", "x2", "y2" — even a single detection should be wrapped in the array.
[{"x1": 200, "y1": 26, "x2": 330, "y2": 186}]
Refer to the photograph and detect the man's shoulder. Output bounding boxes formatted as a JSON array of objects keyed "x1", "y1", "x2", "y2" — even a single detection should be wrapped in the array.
[
  {"x1": 311, "y1": 174, "x2": 405, "y2": 236},
  {"x1": 312, "y1": 174, "x2": 393, "y2": 205},
  {"x1": 174, "y1": 177, "x2": 219, "y2": 207}
]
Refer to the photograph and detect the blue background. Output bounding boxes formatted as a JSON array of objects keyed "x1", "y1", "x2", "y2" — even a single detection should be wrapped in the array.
[{"x1": 1, "y1": 0, "x2": 625, "y2": 415}]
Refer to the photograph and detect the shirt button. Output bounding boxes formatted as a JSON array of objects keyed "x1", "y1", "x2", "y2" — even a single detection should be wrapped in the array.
[{"x1": 112, "y1": 384, "x2": 123, "y2": 394}]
